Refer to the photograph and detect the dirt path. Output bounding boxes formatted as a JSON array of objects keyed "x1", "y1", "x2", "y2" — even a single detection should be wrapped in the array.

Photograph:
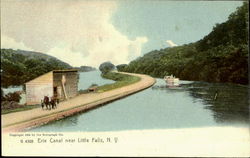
[{"x1": 1, "y1": 72, "x2": 156, "y2": 132}]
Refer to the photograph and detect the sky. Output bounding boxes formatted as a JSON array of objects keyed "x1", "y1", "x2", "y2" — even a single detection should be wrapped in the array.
[{"x1": 1, "y1": 0, "x2": 244, "y2": 68}]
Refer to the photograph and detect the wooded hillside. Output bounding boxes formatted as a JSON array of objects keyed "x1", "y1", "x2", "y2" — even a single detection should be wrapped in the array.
[
  {"x1": 118, "y1": 2, "x2": 248, "y2": 85},
  {"x1": 1, "y1": 49, "x2": 72, "y2": 88}
]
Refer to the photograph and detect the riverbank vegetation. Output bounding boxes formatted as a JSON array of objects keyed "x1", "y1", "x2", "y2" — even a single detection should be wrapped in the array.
[
  {"x1": 97, "y1": 72, "x2": 141, "y2": 92},
  {"x1": 1, "y1": 90, "x2": 39, "y2": 114},
  {"x1": 74, "y1": 66, "x2": 96, "y2": 72},
  {"x1": 99, "y1": 61, "x2": 116, "y2": 74},
  {"x1": 1, "y1": 103, "x2": 39, "y2": 115},
  {"x1": 118, "y1": 2, "x2": 248, "y2": 85}
]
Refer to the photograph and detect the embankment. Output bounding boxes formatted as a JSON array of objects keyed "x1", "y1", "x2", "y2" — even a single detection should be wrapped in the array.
[{"x1": 2, "y1": 72, "x2": 155, "y2": 132}]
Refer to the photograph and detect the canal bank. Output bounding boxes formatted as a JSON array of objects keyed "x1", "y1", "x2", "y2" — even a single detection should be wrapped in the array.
[{"x1": 2, "y1": 72, "x2": 156, "y2": 132}]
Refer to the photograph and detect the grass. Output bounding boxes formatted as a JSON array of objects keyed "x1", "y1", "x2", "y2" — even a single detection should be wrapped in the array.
[
  {"x1": 97, "y1": 72, "x2": 141, "y2": 92},
  {"x1": 1, "y1": 104, "x2": 40, "y2": 115}
]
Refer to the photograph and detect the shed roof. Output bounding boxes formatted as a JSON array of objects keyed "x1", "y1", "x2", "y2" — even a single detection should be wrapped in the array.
[
  {"x1": 25, "y1": 69, "x2": 78, "y2": 84},
  {"x1": 53, "y1": 69, "x2": 78, "y2": 73}
]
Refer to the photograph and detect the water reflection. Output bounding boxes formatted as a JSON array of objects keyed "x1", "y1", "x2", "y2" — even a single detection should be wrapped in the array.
[
  {"x1": 152, "y1": 81, "x2": 249, "y2": 125},
  {"x1": 182, "y1": 82, "x2": 249, "y2": 125},
  {"x1": 152, "y1": 84, "x2": 183, "y2": 93}
]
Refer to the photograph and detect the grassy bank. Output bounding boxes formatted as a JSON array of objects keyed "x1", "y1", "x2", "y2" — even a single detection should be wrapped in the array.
[
  {"x1": 97, "y1": 72, "x2": 141, "y2": 92},
  {"x1": 2, "y1": 104, "x2": 40, "y2": 115}
]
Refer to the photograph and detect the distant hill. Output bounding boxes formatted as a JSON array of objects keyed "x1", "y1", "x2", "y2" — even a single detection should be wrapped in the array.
[
  {"x1": 119, "y1": 2, "x2": 248, "y2": 85},
  {"x1": 74, "y1": 66, "x2": 96, "y2": 72},
  {"x1": 1, "y1": 49, "x2": 72, "y2": 88},
  {"x1": 9, "y1": 49, "x2": 72, "y2": 67}
]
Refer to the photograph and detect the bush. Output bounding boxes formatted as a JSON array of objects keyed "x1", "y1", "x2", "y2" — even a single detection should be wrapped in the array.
[
  {"x1": 99, "y1": 61, "x2": 115, "y2": 74},
  {"x1": 3, "y1": 92, "x2": 21, "y2": 102},
  {"x1": 1, "y1": 101, "x2": 23, "y2": 110},
  {"x1": 1, "y1": 88, "x2": 4, "y2": 101},
  {"x1": 116, "y1": 64, "x2": 128, "y2": 72}
]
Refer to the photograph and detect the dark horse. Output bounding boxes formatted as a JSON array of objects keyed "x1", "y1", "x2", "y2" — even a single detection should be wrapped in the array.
[
  {"x1": 41, "y1": 96, "x2": 60, "y2": 110},
  {"x1": 50, "y1": 97, "x2": 57, "y2": 109},
  {"x1": 41, "y1": 96, "x2": 51, "y2": 110}
]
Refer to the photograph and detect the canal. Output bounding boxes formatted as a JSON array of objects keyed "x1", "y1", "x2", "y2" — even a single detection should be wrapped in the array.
[{"x1": 31, "y1": 71, "x2": 249, "y2": 132}]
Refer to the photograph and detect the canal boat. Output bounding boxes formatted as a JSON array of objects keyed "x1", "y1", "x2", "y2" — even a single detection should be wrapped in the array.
[{"x1": 164, "y1": 75, "x2": 179, "y2": 86}]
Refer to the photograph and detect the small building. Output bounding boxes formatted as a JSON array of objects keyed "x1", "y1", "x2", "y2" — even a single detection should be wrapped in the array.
[{"x1": 25, "y1": 70, "x2": 79, "y2": 105}]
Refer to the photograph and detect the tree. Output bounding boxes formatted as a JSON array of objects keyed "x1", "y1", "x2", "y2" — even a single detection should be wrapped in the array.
[
  {"x1": 99, "y1": 61, "x2": 115, "y2": 74},
  {"x1": 1, "y1": 49, "x2": 72, "y2": 87},
  {"x1": 116, "y1": 64, "x2": 128, "y2": 72},
  {"x1": 3, "y1": 92, "x2": 21, "y2": 102},
  {"x1": 1, "y1": 88, "x2": 4, "y2": 101}
]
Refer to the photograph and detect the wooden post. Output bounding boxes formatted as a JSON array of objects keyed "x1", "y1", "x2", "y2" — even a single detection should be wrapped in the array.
[{"x1": 61, "y1": 75, "x2": 68, "y2": 99}]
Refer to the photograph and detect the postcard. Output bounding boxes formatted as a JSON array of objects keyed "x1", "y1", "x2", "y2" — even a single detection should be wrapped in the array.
[{"x1": 1, "y1": 0, "x2": 249, "y2": 157}]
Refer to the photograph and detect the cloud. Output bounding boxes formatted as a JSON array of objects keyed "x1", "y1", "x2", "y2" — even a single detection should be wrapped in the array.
[
  {"x1": 1, "y1": 35, "x2": 34, "y2": 51},
  {"x1": 166, "y1": 40, "x2": 178, "y2": 47},
  {"x1": 1, "y1": 0, "x2": 148, "y2": 67}
]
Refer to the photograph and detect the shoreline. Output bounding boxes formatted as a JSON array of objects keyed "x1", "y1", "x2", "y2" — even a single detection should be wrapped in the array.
[{"x1": 2, "y1": 72, "x2": 156, "y2": 132}]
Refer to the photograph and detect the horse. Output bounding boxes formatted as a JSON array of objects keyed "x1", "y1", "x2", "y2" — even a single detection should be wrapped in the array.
[
  {"x1": 50, "y1": 97, "x2": 57, "y2": 109},
  {"x1": 43, "y1": 96, "x2": 51, "y2": 110},
  {"x1": 41, "y1": 96, "x2": 60, "y2": 110}
]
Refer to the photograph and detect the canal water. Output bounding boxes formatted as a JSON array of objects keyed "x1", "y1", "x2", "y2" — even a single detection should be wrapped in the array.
[
  {"x1": 78, "y1": 70, "x2": 114, "y2": 91},
  {"x1": 31, "y1": 71, "x2": 249, "y2": 132}
]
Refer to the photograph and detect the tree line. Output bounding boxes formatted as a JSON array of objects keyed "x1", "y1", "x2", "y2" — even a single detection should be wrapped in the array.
[
  {"x1": 117, "y1": 2, "x2": 248, "y2": 85},
  {"x1": 1, "y1": 49, "x2": 72, "y2": 88}
]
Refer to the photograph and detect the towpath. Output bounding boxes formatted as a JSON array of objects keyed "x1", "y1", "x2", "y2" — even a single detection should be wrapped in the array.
[{"x1": 1, "y1": 72, "x2": 155, "y2": 132}]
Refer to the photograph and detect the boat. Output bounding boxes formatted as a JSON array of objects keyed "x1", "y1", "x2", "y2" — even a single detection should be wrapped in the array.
[{"x1": 164, "y1": 75, "x2": 179, "y2": 86}]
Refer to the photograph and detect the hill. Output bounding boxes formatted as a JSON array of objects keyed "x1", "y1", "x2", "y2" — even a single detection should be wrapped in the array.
[
  {"x1": 74, "y1": 66, "x2": 96, "y2": 72},
  {"x1": 119, "y1": 2, "x2": 248, "y2": 85},
  {"x1": 13, "y1": 49, "x2": 67, "y2": 61},
  {"x1": 1, "y1": 49, "x2": 72, "y2": 88}
]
